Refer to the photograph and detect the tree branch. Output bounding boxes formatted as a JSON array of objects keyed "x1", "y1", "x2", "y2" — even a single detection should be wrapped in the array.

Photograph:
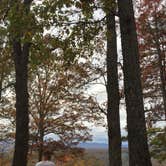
[{"x1": 0, "y1": 82, "x2": 15, "y2": 92}]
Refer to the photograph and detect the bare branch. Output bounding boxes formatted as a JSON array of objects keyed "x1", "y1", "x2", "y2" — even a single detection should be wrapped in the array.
[{"x1": 0, "y1": 82, "x2": 15, "y2": 92}]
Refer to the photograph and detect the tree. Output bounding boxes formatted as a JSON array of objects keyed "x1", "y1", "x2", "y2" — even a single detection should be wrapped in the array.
[
  {"x1": 0, "y1": 1, "x2": 105, "y2": 164},
  {"x1": 106, "y1": 1, "x2": 122, "y2": 165},
  {"x1": 148, "y1": 127, "x2": 166, "y2": 163},
  {"x1": 0, "y1": 24, "x2": 14, "y2": 101},
  {"x1": 7, "y1": 1, "x2": 34, "y2": 165},
  {"x1": 136, "y1": 1, "x2": 166, "y2": 164},
  {"x1": 117, "y1": 0, "x2": 152, "y2": 165},
  {"x1": 28, "y1": 56, "x2": 103, "y2": 160},
  {"x1": 29, "y1": 28, "x2": 105, "y2": 160},
  {"x1": 136, "y1": 0, "x2": 166, "y2": 123}
]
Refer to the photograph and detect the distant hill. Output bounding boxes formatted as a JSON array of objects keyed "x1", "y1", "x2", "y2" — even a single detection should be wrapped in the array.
[
  {"x1": 0, "y1": 140, "x2": 14, "y2": 153},
  {"x1": 0, "y1": 140, "x2": 128, "y2": 152},
  {"x1": 78, "y1": 141, "x2": 128, "y2": 149}
]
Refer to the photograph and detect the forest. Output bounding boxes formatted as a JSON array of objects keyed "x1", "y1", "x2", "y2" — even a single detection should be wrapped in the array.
[{"x1": 0, "y1": 0, "x2": 165, "y2": 166}]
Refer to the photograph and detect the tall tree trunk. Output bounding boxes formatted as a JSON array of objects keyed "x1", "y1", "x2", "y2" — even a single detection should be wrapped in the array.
[
  {"x1": 117, "y1": 0, "x2": 152, "y2": 166},
  {"x1": 12, "y1": 41, "x2": 30, "y2": 166},
  {"x1": 106, "y1": 3, "x2": 122, "y2": 166},
  {"x1": 12, "y1": 1, "x2": 32, "y2": 166}
]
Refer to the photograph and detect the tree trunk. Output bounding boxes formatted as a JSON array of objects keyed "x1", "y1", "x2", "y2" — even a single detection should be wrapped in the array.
[
  {"x1": 12, "y1": 41, "x2": 30, "y2": 166},
  {"x1": 12, "y1": 1, "x2": 32, "y2": 166},
  {"x1": 117, "y1": 0, "x2": 152, "y2": 166},
  {"x1": 0, "y1": 67, "x2": 5, "y2": 101},
  {"x1": 106, "y1": 4, "x2": 122, "y2": 166},
  {"x1": 38, "y1": 128, "x2": 44, "y2": 161}
]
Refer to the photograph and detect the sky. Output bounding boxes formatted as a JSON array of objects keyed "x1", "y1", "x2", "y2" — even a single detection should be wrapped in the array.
[
  {"x1": 42, "y1": 15, "x2": 126, "y2": 144},
  {"x1": 85, "y1": 21, "x2": 127, "y2": 144},
  {"x1": 87, "y1": 81, "x2": 127, "y2": 143},
  {"x1": 0, "y1": 1, "x2": 127, "y2": 145},
  {"x1": 44, "y1": 79, "x2": 128, "y2": 144},
  {"x1": 15, "y1": 0, "x2": 166, "y2": 145}
]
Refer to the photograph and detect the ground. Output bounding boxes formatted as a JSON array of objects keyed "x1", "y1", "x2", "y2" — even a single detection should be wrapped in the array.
[{"x1": 0, "y1": 148, "x2": 165, "y2": 166}]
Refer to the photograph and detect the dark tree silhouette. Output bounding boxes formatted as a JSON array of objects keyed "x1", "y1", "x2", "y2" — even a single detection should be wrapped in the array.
[
  {"x1": 12, "y1": 1, "x2": 32, "y2": 166},
  {"x1": 106, "y1": 1, "x2": 122, "y2": 166},
  {"x1": 117, "y1": 0, "x2": 152, "y2": 165}
]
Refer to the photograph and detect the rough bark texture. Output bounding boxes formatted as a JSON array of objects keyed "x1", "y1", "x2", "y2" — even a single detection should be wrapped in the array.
[
  {"x1": 12, "y1": 1, "x2": 32, "y2": 166},
  {"x1": 106, "y1": 6, "x2": 122, "y2": 166},
  {"x1": 12, "y1": 41, "x2": 30, "y2": 166},
  {"x1": 117, "y1": 0, "x2": 152, "y2": 166}
]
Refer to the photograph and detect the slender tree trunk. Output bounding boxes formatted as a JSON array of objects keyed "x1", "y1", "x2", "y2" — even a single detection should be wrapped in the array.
[
  {"x1": 0, "y1": 68, "x2": 5, "y2": 101},
  {"x1": 117, "y1": 0, "x2": 152, "y2": 166},
  {"x1": 12, "y1": 41, "x2": 30, "y2": 166},
  {"x1": 38, "y1": 112, "x2": 45, "y2": 161},
  {"x1": 106, "y1": 3, "x2": 122, "y2": 166},
  {"x1": 38, "y1": 128, "x2": 44, "y2": 161}
]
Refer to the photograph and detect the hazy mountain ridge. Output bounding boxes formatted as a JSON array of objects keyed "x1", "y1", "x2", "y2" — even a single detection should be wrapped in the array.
[
  {"x1": 78, "y1": 141, "x2": 128, "y2": 149},
  {"x1": 0, "y1": 141, "x2": 128, "y2": 152}
]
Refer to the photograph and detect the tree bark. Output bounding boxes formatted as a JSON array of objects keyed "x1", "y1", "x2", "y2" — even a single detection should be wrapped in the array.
[
  {"x1": 38, "y1": 134, "x2": 44, "y2": 161},
  {"x1": 12, "y1": 41, "x2": 30, "y2": 166},
  {"x1": 38, "y1": 121, "x2": 44, "y2": 161},
  {"x1": 12, "y1": 1, "x2": 32, "y2": 166},
  {"x1": 117, "y1": 0, "x2": 152, "y2": 166},
  {"x1": 0, "y1": 73, "x2": 3, "y2": 101},
  {"x1": 106, "y1": 3, "x2": 122, "y2": 166}
]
